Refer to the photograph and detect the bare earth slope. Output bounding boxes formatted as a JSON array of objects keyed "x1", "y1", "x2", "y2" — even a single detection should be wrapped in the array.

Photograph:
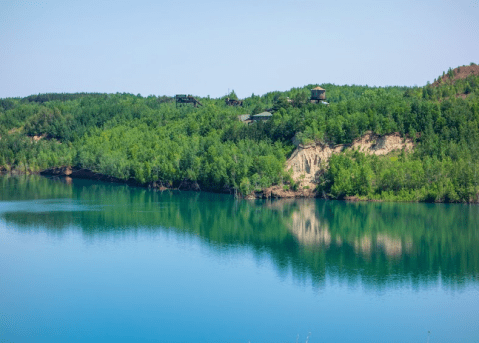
[
  {"x1": 431, "y1": 65, "x2": 479, "y2": 87},
  {"x1": 286, "y1": 132, "x2": 413, "y2": 187}
]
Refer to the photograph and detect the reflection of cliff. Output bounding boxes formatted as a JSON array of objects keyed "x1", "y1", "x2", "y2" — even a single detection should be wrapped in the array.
[
  {"x1": 289, "y1": 202, "x2": 331, "y2": 246},
  {"x1": 377, "y1": 233, "x2": 412, "y2": 257},
  {"x1": 354, "y1": 234, "x2": 412, "y2": 258},
  {"x1": 287, "y1": 201, "x2": 413, "y2": 259},
  {"x1": 286, "y1": 201, "x2": 415, "y2": 261}
]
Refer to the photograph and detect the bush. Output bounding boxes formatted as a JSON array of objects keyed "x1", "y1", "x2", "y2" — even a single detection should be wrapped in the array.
[{"x1": 239, "y1": 177, "x2": 252, "y2": 196}]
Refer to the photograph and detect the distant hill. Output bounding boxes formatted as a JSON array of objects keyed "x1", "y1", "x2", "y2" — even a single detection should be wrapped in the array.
[
  {"x1": 419, "y1": 63, "x2": 479, "y2": 101},
  {"x1": 432, "y1": 64, "x2": 479, "y2": 87},
  {"x1": 1, "y1": 64, "x2": 479, "y2": 202}
]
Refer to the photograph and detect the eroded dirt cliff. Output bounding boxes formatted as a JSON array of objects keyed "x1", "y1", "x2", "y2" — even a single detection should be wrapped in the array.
[{"x1": 286, "y1": 132, "x2": 414, "y2": 189}]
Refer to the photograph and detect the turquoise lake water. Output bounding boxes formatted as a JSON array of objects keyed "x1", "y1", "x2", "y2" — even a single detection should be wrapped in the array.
[{"x1": 0, "y1": 175, "x2": 478, "y2": 342}]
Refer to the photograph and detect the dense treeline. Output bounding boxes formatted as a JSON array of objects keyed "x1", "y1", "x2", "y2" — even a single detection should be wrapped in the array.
[{"x1": 1, "y1": 64, "x2": 479, "y2": 201}]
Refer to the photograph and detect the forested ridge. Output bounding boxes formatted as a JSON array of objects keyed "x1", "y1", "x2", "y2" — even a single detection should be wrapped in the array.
[{"x1": 1, "y1": 64, "x2": 479, "y2": 202}]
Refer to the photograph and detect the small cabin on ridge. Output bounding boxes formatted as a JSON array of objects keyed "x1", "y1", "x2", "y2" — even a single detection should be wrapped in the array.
[
  {"x1": 237, "y1": 112, "x2": 272, "y2": 124},
  {"x1": 251, "y1": 112, "x2": 272, "y2": 122}
]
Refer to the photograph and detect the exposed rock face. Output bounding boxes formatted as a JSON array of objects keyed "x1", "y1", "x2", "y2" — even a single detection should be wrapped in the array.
[
  {"x1": 286, "y1": 132, "x2": 414, "y2": 187},
  {"x1": 286, "y1": 143, "x2": 344, "y2": 186},
  {"x1": 350, "y1": 132, "x2": 414, "y2": 156}
]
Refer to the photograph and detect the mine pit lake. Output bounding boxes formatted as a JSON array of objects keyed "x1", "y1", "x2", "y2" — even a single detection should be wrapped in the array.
[{"x1": 1, "y1": 175, "x2": 478, "y2": 342}]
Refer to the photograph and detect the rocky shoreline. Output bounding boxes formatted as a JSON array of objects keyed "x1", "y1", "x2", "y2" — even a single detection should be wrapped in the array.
[
  {"x1": 34, "y1": 166, "x2": 319, "y2": 199},
  {"x1": 3, "y1": 168, "x2": 475, "y2": 203}
]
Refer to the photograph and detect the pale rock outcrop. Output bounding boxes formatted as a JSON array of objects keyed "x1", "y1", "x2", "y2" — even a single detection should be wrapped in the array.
[
  {"x1": 286, "y1": 131, "x2": 414, "y2": 187},
  {"x1": 286, "y1": 143, "x2": 344, "y2": 186},
  {"x1": 350, "y1": 132, "x2": 414, "y2": 156}
]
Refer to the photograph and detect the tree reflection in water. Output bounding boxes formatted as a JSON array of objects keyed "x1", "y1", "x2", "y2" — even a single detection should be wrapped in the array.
[{"x1": 1, "y1": 175, "x2": 478, "y2": 289}]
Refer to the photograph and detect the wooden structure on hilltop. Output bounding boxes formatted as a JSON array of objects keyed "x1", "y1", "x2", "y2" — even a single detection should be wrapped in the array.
[
  {"x1": 225, "y1": 97, "x2": 243, "y2": 106},
  {"x1": 310, "y1": 86, "x2": 326, "y2": 103},
  {"x1": 175, "y1": 94, "x2": 203, "y2": 108}
]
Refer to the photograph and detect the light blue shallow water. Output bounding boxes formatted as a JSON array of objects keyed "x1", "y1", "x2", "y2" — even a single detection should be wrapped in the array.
[{"x1": 0, "y1": 176, "x2": 478, "y2": 342}]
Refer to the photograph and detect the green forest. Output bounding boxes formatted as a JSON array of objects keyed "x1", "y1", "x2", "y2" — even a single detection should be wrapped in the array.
[{"x1": 1, "y1": 64, "x2": 479, "y2": 202}]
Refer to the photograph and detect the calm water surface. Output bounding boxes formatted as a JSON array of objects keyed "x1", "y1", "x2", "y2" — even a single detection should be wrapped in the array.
[{"x1": 1, "y1": 175, "x2": 478, "y2": 342}]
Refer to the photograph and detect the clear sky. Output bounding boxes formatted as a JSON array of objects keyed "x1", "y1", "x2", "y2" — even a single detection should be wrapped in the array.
[{"x1": 0, "y1": 0, "x2": 478, "y2": 98}]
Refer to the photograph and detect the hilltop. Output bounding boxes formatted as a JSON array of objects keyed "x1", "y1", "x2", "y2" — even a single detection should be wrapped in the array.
[{"x1": 431, "y1": 64, "x2": 479, "y2": 86}]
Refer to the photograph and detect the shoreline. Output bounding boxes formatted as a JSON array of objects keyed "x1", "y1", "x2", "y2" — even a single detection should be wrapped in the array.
[
  {"x1": 2, "y1": 167, "x2": 478, "y2": 204},
  {"x1": 37, "y1": 166, "x2": 319, "y2": 199}
]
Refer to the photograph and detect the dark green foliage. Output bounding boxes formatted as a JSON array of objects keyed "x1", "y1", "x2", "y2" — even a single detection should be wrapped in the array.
[
  {"x1": 325, "y1": 152, "x2": 476, "y2": 202},
  {"x1": 22, "y1": 92, "x2": 107, "y2": 104},
  {"x1": 0, "y1": 133, "x2": 74, "y2": 172}
]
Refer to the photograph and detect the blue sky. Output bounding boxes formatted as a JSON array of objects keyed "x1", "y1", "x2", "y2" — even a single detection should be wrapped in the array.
[{"x1": 0, "y1": 0, "x2": 478, "y2": 98}]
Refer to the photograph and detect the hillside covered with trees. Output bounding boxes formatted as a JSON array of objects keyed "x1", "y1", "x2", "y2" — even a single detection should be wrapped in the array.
[{"x1": 1, "y1": 64, "x2": 479, "y2": 202}]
